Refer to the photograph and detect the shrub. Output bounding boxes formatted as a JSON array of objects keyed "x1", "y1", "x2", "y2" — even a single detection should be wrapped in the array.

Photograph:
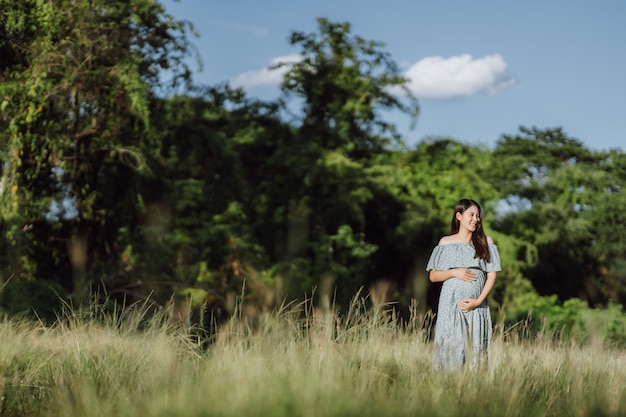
[
  {"x1": 506, "y1": 291, "x2": 626, "y2": 346},
  {"x1": 0, "y1": 279, "x2": 67, "y2": 324}
]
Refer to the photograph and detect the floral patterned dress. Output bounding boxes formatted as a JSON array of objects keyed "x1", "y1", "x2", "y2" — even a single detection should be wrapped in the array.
[{"x1": 426, "y1": 242, "x2": 501, "y2": 369}]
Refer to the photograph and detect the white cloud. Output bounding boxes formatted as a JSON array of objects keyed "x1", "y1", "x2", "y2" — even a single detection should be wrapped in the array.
[
  {"x1": 231, "y1": 53, "x2": 515, "y2": 98},
  {"x1": 230, "y1": 54, "x2": 302, "y2": 89},
  {"x1": 403, "y1": 54, "x2": 516, "y2": 99}
]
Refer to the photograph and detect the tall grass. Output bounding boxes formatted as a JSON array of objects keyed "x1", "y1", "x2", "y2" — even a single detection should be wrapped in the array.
[{"x1": 0, "y1": 298, "x2": 624, "y2": 417}]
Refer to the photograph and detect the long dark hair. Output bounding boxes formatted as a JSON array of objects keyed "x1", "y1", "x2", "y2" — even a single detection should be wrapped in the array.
[{"x1": 450, "y1": 199, "x2": 490, "y2": 262}]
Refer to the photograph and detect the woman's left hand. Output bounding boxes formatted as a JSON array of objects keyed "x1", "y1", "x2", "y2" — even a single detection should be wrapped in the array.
[{"x1": 457, "y1": 299, "x2": 480, "y2": 312}]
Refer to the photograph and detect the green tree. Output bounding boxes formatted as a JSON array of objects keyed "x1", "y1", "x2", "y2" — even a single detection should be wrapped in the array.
[
  {"x1": 0, "y1": 0, "x2": 194, "y2": 300},
  {"x1": 584, "y1": 150, "x2": 626, "y2": 304},
  {"x1": 124, "y1": 87, "x2": 288, "y2": 305},
  {"x1": 277, "y1": 18, "x2": 419, "y2": 156},
  {"x1": 489, "y1": 126, "x2": 619, "y2": 305},
  {"x1": 269, "y1": 18, "x2": 420, "y2": 309}
]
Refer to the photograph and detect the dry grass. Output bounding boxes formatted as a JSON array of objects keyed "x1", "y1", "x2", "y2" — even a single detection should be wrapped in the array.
[{"x1": 0, "y1": 299, "x2": 624, "y2": 417}]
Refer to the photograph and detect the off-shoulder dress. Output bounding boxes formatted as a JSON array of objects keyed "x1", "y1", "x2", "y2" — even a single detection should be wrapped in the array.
[{"x1": 426, "y1": 242, "x2": 501, "y2": 369}]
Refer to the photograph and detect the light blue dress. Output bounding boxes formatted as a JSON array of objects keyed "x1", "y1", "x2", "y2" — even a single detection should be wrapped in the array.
[{"x1": 426, "y1": 242, "x2": 501, "y2": 369}]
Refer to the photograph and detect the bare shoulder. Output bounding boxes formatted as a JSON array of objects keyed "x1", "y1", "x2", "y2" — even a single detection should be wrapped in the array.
[
  {"x1": 486, "y1": 236, "x2": 495, "y2": 245},
  {"x1": 438, "y1": 235, "x2": 454, "y2": 245}
]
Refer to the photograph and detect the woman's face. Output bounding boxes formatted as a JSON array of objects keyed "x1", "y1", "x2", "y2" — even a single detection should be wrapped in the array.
[{"x1": 456, "y1": 205, "x2": 481, "y2": 232}]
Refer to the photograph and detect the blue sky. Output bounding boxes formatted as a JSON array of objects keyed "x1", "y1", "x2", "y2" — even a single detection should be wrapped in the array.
[{"x1": 161, "y1": 0, "x2": 625, "y2": 152}]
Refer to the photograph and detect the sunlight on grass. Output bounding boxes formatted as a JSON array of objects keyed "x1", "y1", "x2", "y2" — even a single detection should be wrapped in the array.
[{"x1": 0, "y1": 298, "x2": 624, "y2": 417}]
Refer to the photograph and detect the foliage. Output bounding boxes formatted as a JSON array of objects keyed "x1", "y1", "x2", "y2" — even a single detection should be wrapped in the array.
[
  {"x1": 277, "y1": 17, "x2": 419, "y2": 155},
  {"x1": 584, "y1": 150, "x2": 626, "y2": 304},
  {"x1": 0, "y1": 279, "x2": 67, "y2": 324},
  {"x1": 508, "y1": 291, "x2": 626, "y2": 346},
  {"x1": 490, "y1": 127, "x2": 626, "y2": 305},
  {"x1": 246, "y1": 17, "x2": 421, "y2": 309},
  {"x1": 119, "y1": 87, "x2": 288, "y2": 308},
  {"x1": 0, "y1": 0, "x2": 195, "y2": 297},
  {"x1": 1, "y1": 1, "x2": 625, "y2": 326}
]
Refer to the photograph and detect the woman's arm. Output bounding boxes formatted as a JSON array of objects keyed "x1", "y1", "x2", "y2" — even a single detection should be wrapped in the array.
[
  {"x1": 477, "y1": 271, "x2": 497, "y2": 304},
  {"x1": 429, "y1": 268, "x2": 477, "y2": 283}
]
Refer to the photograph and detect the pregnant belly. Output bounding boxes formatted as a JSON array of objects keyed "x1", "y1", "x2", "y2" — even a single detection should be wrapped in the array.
[{"x1": 441, "y1": 274, "x2": 485, "y2": 300}]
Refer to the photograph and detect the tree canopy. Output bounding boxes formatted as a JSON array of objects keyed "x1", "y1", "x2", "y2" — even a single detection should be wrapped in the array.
[{"x1": 1, "y1": 6, "x2": 625, "y2": 327}]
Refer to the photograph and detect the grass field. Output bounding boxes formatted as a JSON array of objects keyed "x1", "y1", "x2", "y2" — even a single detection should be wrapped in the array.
[{"x1": 0, "y1": 299, "x2": 624, "y2": 417}]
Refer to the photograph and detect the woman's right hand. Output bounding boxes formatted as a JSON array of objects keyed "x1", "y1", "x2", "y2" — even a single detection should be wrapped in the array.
[{"x1": 452, "y1": 268, "x2": 476, "y2": 282}]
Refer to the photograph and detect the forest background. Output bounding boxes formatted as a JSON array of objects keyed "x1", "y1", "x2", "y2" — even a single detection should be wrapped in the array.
[{"x1": 1, "y1": 0, "x2": 626, "y2": 343}]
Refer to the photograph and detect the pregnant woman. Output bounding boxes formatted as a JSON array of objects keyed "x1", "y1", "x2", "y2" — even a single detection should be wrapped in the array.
[{"x1": 426, "y1": 199, "x2": 501, "y2": 370}]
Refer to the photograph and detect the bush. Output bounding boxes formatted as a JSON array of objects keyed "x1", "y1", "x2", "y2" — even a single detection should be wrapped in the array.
[
  {"x1": 506, "y1": 291, "x2": 626, "y2": 346},
  {"x1": 0, "y1": 279, "x2": 67, "y2": 324}
]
